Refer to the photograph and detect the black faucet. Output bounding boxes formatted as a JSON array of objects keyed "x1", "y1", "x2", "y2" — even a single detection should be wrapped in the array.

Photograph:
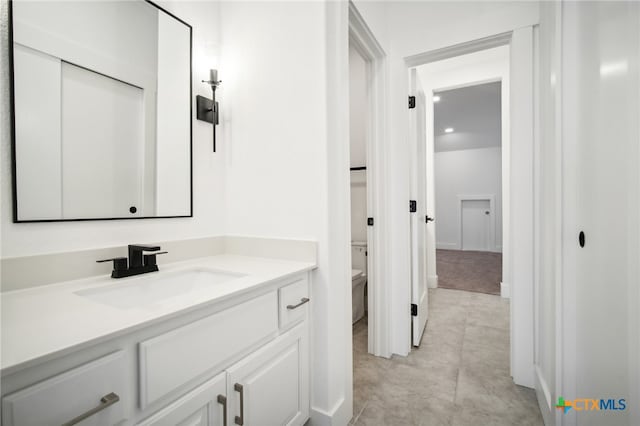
[{"x1": 97, "y1": 245, "x2": 167, "y2": 279}]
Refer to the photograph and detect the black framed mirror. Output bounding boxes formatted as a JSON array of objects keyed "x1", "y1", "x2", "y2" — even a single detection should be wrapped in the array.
[{"x1": 8, "y1": 0, "x2": 192, "y2": 222}]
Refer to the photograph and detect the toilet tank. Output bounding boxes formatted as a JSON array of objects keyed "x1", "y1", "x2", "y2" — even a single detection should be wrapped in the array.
[{"x1": 351, "y1": 242, "x2": 367, "y2": 276}]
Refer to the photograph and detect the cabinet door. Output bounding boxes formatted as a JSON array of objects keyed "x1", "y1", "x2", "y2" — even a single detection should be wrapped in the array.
[
  {"x1": 137, "y1": 372, "x2": 226, "y2": 426},
  {"x1": 227, "y1": 324, "x2": 308, "y2": 426}
]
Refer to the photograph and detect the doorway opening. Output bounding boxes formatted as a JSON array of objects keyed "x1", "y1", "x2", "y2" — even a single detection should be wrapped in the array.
[
  {"x1": 349, "y1": 40, "x2": 370, "y2": 353},
  {"x1": 347, "y1": 4, "x2": 391, "y2": 421},
  {"x1": 405, "y1": 30, "x2": 536, "y2": 388},
  {"x1": 347, "y1": 1, "x2": 388, "y2": 361},
  {"x1": 432, "y1": 81, "x2": 504, "y2": 296},
  {"x1": 408, "y1": 45, "x2": 510, "y2": 350}
]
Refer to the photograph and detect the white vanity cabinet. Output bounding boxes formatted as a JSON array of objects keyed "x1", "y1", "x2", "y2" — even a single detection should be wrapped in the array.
[
  {"x1": 1, "y1": 272, "x2": 311, "y2": 426},
  {"x1": 138, "y1": 324, "x2": 308, "y2": 426}
]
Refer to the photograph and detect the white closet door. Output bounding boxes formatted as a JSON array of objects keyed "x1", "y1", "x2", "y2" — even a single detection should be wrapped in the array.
[
  {"x1": 61, "y1": 62, "x2": 144, "y2": 219},
  {"x1": 461, "y1": 199, "x2": 490, "y2": 251}
]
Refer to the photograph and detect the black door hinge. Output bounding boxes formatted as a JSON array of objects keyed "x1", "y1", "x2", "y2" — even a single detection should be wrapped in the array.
[
  {"x1": 411, "y1": 303, "x2": 417, "y2": 316},
  {"x1": 408, "y1": 96, "x2": 416, "y2": 109},
  {"x1": 426, "y1": 215, "x2": 434, "y2": 223},
  {"x1": 367, "y1": 217, "x2": 374, "y2": 226},
  {"x1": 410, "y1": 200, "x2": 417, "y2": 213}
]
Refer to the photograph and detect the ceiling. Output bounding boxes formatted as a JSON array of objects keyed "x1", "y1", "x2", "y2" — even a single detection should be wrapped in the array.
[{"x1": 434, "y1": 81, "x2": 501, "y2": 153}]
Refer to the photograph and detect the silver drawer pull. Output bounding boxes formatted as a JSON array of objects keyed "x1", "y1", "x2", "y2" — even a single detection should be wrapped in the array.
[
  {"x1": 61, "y1": 392, "x2": 120, "y2": 426},
  {"x1": 286, "y1": 297, "x2": 310, "y2": 310},
  {"x1": 234, "y1": 383, "x2": 244, "y2": 425},
  {"x1": 218, "y1": 394, "x2": 228, "y2": 426}
]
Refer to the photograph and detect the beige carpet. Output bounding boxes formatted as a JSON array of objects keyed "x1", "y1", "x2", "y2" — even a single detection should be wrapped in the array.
[{"x1": 436, "y1": 249, "x2": 502, "y2": 295}]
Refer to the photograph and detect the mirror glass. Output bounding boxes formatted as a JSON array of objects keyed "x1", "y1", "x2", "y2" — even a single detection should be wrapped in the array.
[{"x1": 10, "y1": 0, "x2": 192, "y2": 222}]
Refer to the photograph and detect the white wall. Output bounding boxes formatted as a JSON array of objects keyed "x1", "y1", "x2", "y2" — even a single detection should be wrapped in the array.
[
  {"x1": 351, "y1": 0, "x2": 389, "y2": 53},
  {"x1": 220, "y1": 2, "x2": 352, "y2": 424},
  {"x1": 221, "y1": 2, "x2": 325, "y2": 241},
  {"x1": 435, "y1": 147, "x2": 502, "y2": 251},
  {"x1": 349, "y1": 44, "x2": 367, "y2": 244},
  {"x1": 0, "y1": 0, "x2": 226, "y2": 257}
]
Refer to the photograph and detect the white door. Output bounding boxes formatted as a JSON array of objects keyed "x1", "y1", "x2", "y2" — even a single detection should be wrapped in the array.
[
  {"x1": 409, "y1": 69, "x2": 429, "y2": 347},
  {"x1": 226, "y1": 325, "x2": 308, "y2": 426},
  {"x1": 461, "y1": 199, "x2": 490, "y2": 251},
  {"x1": 562, "y1": 2, "x2": 640, "y2": 426},
  {"x1": 137, "y1": 372, "x2": 227, "y2": 426}
]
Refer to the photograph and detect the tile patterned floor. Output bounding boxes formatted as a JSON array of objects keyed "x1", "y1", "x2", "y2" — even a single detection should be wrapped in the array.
[{"x1": 350, "y1": 288, "x2": 543, "y2": 426}]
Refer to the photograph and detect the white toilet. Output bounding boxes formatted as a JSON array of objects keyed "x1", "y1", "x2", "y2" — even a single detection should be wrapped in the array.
[{"x1": 351, "y1": 242, "x2": 368, "y2": 324}]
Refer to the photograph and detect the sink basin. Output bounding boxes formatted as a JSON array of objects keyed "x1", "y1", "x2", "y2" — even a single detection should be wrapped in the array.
[{"x1": 75, "y1": 268, "x2": 246, "y2": 310}]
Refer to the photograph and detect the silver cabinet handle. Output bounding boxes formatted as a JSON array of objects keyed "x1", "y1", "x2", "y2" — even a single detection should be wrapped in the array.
[
  {"x1": 286, "y1": 297, "x2": 310, "y2": 310},
  {"x1": 217, "y1": 394, "x2": 227, "y2": 426},
  {"x1": 61, "y1": 392, "x2": 120, "y2": 426},
  {"x1": 234, "y1": 383, "x2": 244, "y2": 425}
]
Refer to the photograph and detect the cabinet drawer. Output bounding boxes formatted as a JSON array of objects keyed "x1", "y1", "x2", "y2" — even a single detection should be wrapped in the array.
[
  {"x1": 2, "y1": 351, "x2": 128, "y2": 426},
  {"x1": 278, "y1": 276, "x2": 309, "y2": 330},
  {"x1": 139, "y1": 292, "x2": 278, "y2": 407}
]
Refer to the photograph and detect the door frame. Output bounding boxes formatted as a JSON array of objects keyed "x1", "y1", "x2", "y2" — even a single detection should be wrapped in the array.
[
  {"x1": 404, "y1": 28, "x2": 536, "y2": 387},
  {"x1": 348, "y1": 2, "x2": 390, "y2": 358}
]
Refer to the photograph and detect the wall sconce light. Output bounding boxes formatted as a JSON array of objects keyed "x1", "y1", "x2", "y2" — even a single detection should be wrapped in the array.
[{"x1": 196, "y1": 69, "x2": 221, "y2": 152}]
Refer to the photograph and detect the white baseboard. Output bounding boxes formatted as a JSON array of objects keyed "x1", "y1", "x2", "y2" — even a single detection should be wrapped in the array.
[
  {"x1": 428, "y1": 275, "x2": 438, "y2": 289},
  {"x1": 310, "y1": 396, "x2": 350, "y2": 426},
  {"x1": 310, "y1": 407, "x2": 332, "y2": 426},
  {"x1": 500, "y1": 282, "x2": 510, "y2": 298},
  {"x1": 534, "y1": 365, "x2": 553, "y2": 425},
  {"x1": 436, "y1": 242, "x2": 458, "y2": 250}
]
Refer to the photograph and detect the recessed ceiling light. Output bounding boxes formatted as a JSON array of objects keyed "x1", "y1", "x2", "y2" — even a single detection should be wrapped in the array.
[
  {"x1": 433, "y1": 95, "x2": 441, "y2": 102},
  {"x1": 444, "y1": 127, "x2": 454, "y2": 133}
]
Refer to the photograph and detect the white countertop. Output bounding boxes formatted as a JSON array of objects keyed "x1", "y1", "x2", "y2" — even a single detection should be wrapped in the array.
[{"x1": 1, "y1": 254, "x2": 315, "y2": 375}]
